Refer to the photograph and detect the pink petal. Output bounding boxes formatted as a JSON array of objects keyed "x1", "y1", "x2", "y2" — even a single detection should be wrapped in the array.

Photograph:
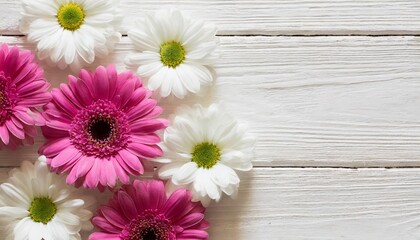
[
  {"x1": 126, "y1": 99, "x2": 157, "y2": 121},
  {"x1": 117, "y1": 191, "x2": 137, "y2": 220},
  {"x1": 162, "y1": 189, "x2": 190, "y2": 220},
  {"x1": 84, "y1": 158, "x2": 100, "y2": 188},
  {"x1": 41, "y1": 126, "x2": 69, "y2": 139},
  {"x1": 115, "y1": 78, "x2": 135, "y2": 108},
  {"x1": 118, "y1": 149, "x2": 144, "y2": 174},
  {"x1": 130, "y1": 119, "x2": 167, "y2": 133},
  {"x1": 132, "y1": 180, "x2": 151, "y2": 213},
  {"x1": 112, "y1": 158, "x2": 130, "y2": 184},
  {"x1": 60, "y1": 83, "x2": 83, "y2": 109},
  {"x1": 127, "y1": 143, "x2": 163, "y2": 159},
  {"x1": 38, "y1": 137, "x2": 71, "y2": 157},
  {"x1": 5, "y1": 120, "x2": 25, "y2": 139},
  {"x1": 89, "y1": 232, "x2": 120, "y2": 240},
  {"x1": 93, "y1": 66, "x2": 109, "y2": 99},
  {"x1": 124, "y1": 87, "x2": 148, "y2": 108},
  {"x1": 76, "y1": 156, "x2": 95, "y2": 177},
  {"x1": 0, "y1": 125, "x2": 10, "y2": 145},
  {"x1": 12, "y1": 62, "x2": 35, "y2": 85},
  {"x1": 69, "y1": 75, "x2": 93, "y2": 106},
  {"x1": 177, "y1": 213, "x2": 205, "y2": 229},
  {"x1": 14, "y1": 108, "x2": 35, "y2": 125},
  {"x1": 106, "y1": 65, "x2": 118, "y2": 98},
  {"x1": 103, "y1": 160, "x2": 117, "y2": 187},
  {"x1": 91, "y1": 217, "x2": 120, "y2": 234},
  {"x1": 100, "y1": 206, "x2": 127, "y2": 229},
  {"x1": 177, "y1": 229, "x2": 209, "y2": 239},
  {"x1": 49, "y1": 146, "x2": 79, "y2": 168},
  {"x1": 145, "y1": 180, "x2": 166, "y2": 210},
  {"x1": 16, "y1": 94, "x2": 51, "y2": 107},
  {"x1": 46, "y1": 119, "x2": 71, "y2": 130},
  {"x1": 79, "y1": 69, "x2": 95, "y2": 95},
  {"x1": 66, "y1": 155, "x2": 94, "y2": 185},
  {"x1": 130, "y1": 134, "x2": 161, "y2": 144},
  {"x1": 51, "y1": 88, "x2": 79, "y2": 115},
  {"x1": 4, "y1": 45, "x2": 18, "y2": 75},
  {"x1": 11, "y1": 116, "x2": 23, "y2": 129}
]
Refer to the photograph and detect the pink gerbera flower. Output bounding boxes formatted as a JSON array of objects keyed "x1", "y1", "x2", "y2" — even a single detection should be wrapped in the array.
[
  {"x1": 0, "y1": 43, "x2": 51, "y2": 149},
  {"x1": 39, "y1": 65, "x2": 167, "y2": 190},
  {"x1": 90, "y1": 180, "x2": 209, "y2": 240}
]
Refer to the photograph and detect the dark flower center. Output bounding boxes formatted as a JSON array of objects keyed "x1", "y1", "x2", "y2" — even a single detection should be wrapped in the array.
[
  {"x1": 142, "y1": 229, "x2": 157, "y2": 240},
  {"x1": 89, "y1": 118, "x2": 113, "y2": 141},
  {"x1": 71, "y1": 100, "x2": 129, "y2": 158},
  {"x1": 0, "y1": 72, "x2": 17, "y2": 125},
  {"x1": 121, "y1": 210, "x2": 176, "y2": 240}
]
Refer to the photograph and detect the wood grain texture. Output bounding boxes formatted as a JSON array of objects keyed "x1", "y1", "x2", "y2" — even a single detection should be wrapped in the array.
[
  {"x1": 1, "y1": 167, "x2": 420, "y2": 239},
  {"x1": 1, "y1": 0, "x2": 420, "y2": 35},
  {"x1": 0, "y1": 36, "x2": 420, "y2": 167}
]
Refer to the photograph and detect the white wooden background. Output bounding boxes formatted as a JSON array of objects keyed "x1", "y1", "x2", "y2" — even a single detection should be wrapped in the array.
[{"x1": 1, "y1": 1, "x2": 420, "y2": 239}]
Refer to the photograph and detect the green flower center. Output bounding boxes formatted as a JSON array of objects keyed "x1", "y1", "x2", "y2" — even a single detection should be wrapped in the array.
[
  {"x1": 57, "y1": 3, "x2": 85, "y2": 31},
  {"x1": 192, "y1": 142, "x2": 221, "y2": 169},
  {"x1": 160, "y1": 41, "x2": 186, "y2": 68},
  {"x1": 28, "y1": 197, "x2": 57, "y2": 224}
]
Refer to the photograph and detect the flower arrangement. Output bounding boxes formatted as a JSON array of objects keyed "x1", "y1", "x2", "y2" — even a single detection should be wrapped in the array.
[{"x1": 0, "y1": 4, "x2": 255, "y2": 239}]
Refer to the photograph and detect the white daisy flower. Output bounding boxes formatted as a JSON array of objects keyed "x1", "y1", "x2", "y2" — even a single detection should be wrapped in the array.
[
  {"x1": 155, "y1": 104, "x2": 255, "y2": 206},
  {"x1": 0, "y1": 156, "x2": 94, "y2": 240},
  {"x1": 20, "y1": 0, "x2": 122, "y2": 71},
  {"x1": 126, "y1": 9, "x2": 219, "y2": 99}
]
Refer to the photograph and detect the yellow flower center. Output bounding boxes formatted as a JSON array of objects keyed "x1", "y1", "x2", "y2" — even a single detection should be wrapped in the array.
[
  {"x1": 191, "y1": 142, "x2": 221, "y2": 169},
  {"x1": 160, "y1": 41, "x2": 186, "y2": 68},
  {"x1": 28, "y1": 197, "x2": 57, "y2": 224},
  {"x1": 57, "y1": 3, "x2": 85, "y2": 31}
]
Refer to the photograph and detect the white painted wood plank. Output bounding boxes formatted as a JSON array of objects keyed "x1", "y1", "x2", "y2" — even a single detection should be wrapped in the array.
[
  {"x1": 1, "y1": 167, "x2": 420, "y2": 239},
  {"x1": 1, "y1": 0, "x2": 420, "y2": 35},
  {"x1": 0, "y1": 36, "x2": 420, "y2": 167}
]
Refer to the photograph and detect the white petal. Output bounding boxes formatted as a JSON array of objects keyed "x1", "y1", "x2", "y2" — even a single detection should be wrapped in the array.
[
  {"x1": 13, "y1": 217, "x2": 33, "y2": 240},
  {"x1": 28, "y1": 223, "x2": 44, "y2": 240},
  {"x1": 221, "y1": 182, "x2": 239, "y2": 198},
  {"x1": 211, "y1": 163, "x2": 240, "y2": 186},
  {"x1": 136, "y1": 61, "x2": 163, "y2": 79},
  {"x1": 172, "y1": 162, "x2": 198, "y2": 185},
  {"x1": 147, "y1": 66, "x2": 168, "y2": 92},
  {"x1": 64, "y1": 34, "x2": 76, "y2": 64},
  {"x1": 221, "y1": 150, "x2": 253, "y2": 171},
  {"x1": 58, "y1": 199, "x2": 84, "y2": 209},
  {"x1": 50, "y1": 30, "x2": 66, "y2": 63},
  {"x1": 175, "y1": 64, "x2": 201, "y2": 93},
  {"x1": 128, "y1": 28, "x2": 160, "y2": 51},
  {"x1": 84, "y1": 13, "x2": 114, "y2": 25},
  {"x1": 158, "y1": 163, "x2": 184, "y2": 179},
  {"x1": 55, "y1": 212, "x2": 81, "y2": 233},
  {"x1": 73, "y1": 30, "x2": 95, "y2": 64},
  {"x1": 0, "y1": 183, "x2": 31, "y2": 206},
  {"x1": 48, "y1": 221, "x2": 70, "y2": 240},
  {"x1": 200, "y1": 169, "x2": 221, "y2": 201},
  {"x1": 0, "y1": 206, "x2": 28, "y2": 219},
  {"x1": 188, "y1": 63, "x2": 214, "y2": 85},
  {"x1": 28, "y1": 19, "x2": 61, "y2": 43},
  {"x1": 22, "y1": 0, "x2": 58, "y2": 16}
]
